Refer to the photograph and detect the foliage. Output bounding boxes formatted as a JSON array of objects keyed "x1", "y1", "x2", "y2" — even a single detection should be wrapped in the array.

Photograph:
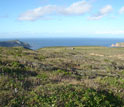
[{"x1": 0, "y1": 46, "x2": 124, "y2": 106}]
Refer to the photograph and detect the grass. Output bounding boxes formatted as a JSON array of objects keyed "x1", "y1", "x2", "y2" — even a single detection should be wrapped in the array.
[{"x1": 0, "y1": 46, "x2": 124, "y2": 106}]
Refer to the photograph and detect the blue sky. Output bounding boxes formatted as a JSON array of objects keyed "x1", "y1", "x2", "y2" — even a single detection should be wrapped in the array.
[{"x1": 0, "y1": 0, "x2": 124, "y2": 38}]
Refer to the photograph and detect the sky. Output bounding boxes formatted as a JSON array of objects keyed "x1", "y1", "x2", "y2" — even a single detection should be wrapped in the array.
[{"x1": 0, "y1": 0, "x2": 124, "y2": 38}]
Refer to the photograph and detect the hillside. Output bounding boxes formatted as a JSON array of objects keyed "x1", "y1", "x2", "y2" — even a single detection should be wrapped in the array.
[
  {"x1": 0, "y1": 40, "x2": 30, "y2": 49},
  {"x1": 0, "y1": 46, "x2": 124, "y2": 106}
]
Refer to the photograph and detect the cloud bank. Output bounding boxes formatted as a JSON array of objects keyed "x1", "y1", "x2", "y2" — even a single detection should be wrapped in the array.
[
  {"x1": 18, "y1": 0, "x2": 122, "y2": 21},
  {"x1": 119, "y1": 7, "x2": 124, "y2": 14},
  {"x1": 60, "y1": 1, "x2": 91, "y2": 15},
  {"x1": 89, "y1": 5, "x2": 113, "y2": 20},
  {"x1": 18, "y1": 5, "x2": 57, "y2": 21},
  {"x1": 96, "y1": 30, "x2": 124, "y2": 35},
  {"x1": 18, "y1": 1, "x2": 91, "y2": 21}
]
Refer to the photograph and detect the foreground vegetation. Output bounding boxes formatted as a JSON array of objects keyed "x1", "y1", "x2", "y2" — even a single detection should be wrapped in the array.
[{"x1": 0, "y1": 46, "x2": 124, "y2": 106}]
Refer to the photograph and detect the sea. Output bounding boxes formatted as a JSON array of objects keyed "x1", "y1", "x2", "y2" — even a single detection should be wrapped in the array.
[{"x1": 0, "y1": 38, "x2": 124, "y2": 50}]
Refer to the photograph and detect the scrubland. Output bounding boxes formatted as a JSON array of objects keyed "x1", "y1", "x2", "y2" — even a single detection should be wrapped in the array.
[{"x1": 0, "y1": 46, "x2": 124, "y2": 106}]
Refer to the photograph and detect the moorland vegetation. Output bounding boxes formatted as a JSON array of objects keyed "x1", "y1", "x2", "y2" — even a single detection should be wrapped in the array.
[{"x1": 0, "y1": 46, "x2": 124, "y2": 106}]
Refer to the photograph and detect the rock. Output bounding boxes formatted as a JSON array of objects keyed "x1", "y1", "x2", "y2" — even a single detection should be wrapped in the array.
[
  {"x1": 14, "y1": 88, "x2": 18, "y2": 93},
  {"x1": 0, "y1": 40, "x2": 31, "y2": 49},
  {"x1": 111, "y1": 42, "x2": 124, "y2": 47}
]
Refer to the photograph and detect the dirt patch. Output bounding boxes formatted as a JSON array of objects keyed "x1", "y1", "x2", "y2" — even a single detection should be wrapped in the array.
[{"x1": 90, "y1": 53, "x2": 104, "y2": 57}]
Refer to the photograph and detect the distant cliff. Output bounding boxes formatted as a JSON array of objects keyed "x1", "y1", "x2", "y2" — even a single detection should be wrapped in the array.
[
  {"x1": 111, "y1": 42, "x2": 124, "y2": 47},
  {"x1": 0, "y1": 40, "x2": 31, "y2": 49}
]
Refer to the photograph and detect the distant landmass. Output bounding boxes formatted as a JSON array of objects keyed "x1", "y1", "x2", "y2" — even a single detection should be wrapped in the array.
[
  {"x1": 0, "y1": 40, "x2": 31, "y2": 49},
  {"x1": 111, "y1": 42, "x2": 124, "y2": 47},
  {"x1": 1, "y1": 38, "x2": 124, "y2": 50},
  {"x1": 0, "y1": 39, "x2": 124, "y2": 50}
]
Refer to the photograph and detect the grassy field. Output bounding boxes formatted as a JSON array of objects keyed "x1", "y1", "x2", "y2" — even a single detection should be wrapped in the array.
[{"x1": 0, "y1": 46, "x2": 124, "y2": 106}]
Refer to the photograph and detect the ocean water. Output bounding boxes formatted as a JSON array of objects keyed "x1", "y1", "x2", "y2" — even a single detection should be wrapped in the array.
[{"x1": 0, "y1": 38, "x2": 124, "y2": 50}]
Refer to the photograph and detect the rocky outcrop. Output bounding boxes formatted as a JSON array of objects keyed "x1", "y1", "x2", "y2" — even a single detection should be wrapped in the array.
[
  {"x1": 111, "y1": 43, "x2": 124, "y2": 47},
  {"x1": 0, "y1": 40, "x2": 31, "y2": 49}
]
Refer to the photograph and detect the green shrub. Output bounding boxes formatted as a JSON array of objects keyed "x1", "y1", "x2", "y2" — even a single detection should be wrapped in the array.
[
  {"x1": 56, "y1": 69, "x2": 72, "y2": 75},
  {"x1": 11, "y1": 61, "x2": 24, "y2": 68},
  {"x1": 24, "y1": 85, "x2": 124, "y2": 107}
]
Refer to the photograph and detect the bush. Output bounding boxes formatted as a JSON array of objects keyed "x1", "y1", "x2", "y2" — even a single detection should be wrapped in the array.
[{"x1": 24, "y1": 85, "x2": 124, "y2": 107}]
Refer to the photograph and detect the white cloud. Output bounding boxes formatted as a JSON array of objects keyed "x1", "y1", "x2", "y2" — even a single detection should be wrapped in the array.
[
  {"x1": 60, "y1": 1, "x2": 91, "y2": 15},
  {"x1": 96, "y1": 30, "x2": 124, "y2": 35},
  {"x1": 18, "y1": 5, "x2": 57, "y2": 21},
  {"x1": 100, "y1": 5, "x2": 112, "y2": 14},
  {"x1": 119, "y1": 7, "x2": 124, "y2": 14},
  {"x1": 18, "y1": 0, "x2": 91, "y2": 21},
  {"x1": 88, "y1": 14, "x2": 105, "y2": 20},
  {"x1": 89, "y1": 5, "x2": 112, "y2": 20}
]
